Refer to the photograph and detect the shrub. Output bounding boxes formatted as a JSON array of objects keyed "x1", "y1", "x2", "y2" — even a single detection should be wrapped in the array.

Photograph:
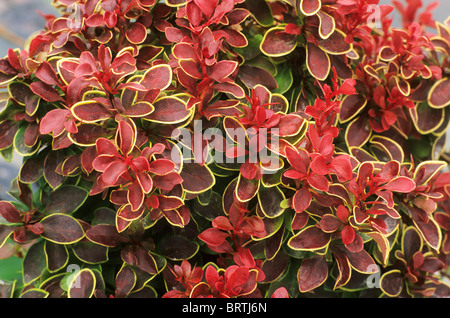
[{"x1": 0, "y1": 0, "x2": 449, "y2": 298}]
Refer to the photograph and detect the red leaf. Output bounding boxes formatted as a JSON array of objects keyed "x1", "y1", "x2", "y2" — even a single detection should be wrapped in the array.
[
  {"x1": 40, "y1": 214, "x2": 84, "y2": 244},
  {"x1": 292, "y1": 187, "x2": 312, "y2": 213},
  {"x1": 35, "y1": 61, "x2": 59, "y2": 86},
  {"x1": 96, "y1": 138, "x2": 119, "y2": 157},
  {"x1": 238, "y1": 65, "x2": 278, "y2": 90},
  {"x1": 317, "y1": 214, "x2": 341, "y2": 233},
  {"x1": 118, "y1": 204, "x2": 145, "y2": 221},
  {"x1": 145, "y1": 97, "x2": 191, "y2": 124},
  {"x1": 140, "y1": 64, "x2": 172, "y2": 91},
  {"x1": 285, "y1": 147, "x2": 308, "y2": 176},
  {"x1": 306, "y1": 43, "x2": 330, "y2": 81},
  {"x1": 117, "y1": 120, "x2": 135, "y2": 156},
  {"x1": 277, "y1": 114, "x2": 305, "y2": 136},
  {"x1": 300, "y1": 0, "x2": 321, "y2": 15},
  {"x1": 72, "y1": 101, "x2": 112, "y2": 122},
  {"x1": 236, "y1": 175, "x2": 259, "y2": 202},
  {"x1": 381, "y1": 176, "x2": 416, "y2": 193},
  {"x1": 179, "y1": 60, "x2": 202, "y2": 79},
  {"x1": 193, "y1": 0, "x2": 218, "y2": 17},
  {"x1": 209, "y1": 60, "x2": 238, "y2": 81},
  {"x1": 240, "y1": 162, "x2": 258, "y2": 180},
  {"x1": 213, "y1": 82, "x2": 245, "y2": 98},
  {"x1": 123, "y1": 101, "x2": 154, "y2": 117},
  {"x1": 157, "y1": 196, "x2": 184, "y2": 211},
  {"x1": 285, "y1": 23, "x2": 302, "y2": 35},
  {"x1": 261, "y1": 27, "x2": 297, "y2": 56},
  {"x1": 198, "y1": 228, "x2": 229, "y2": 246},
  {"x1": 212, "y1": 216, "x2": 233, "y2": 231},
  {"x1": 85, "y1": 13, "x2": 105, "y2": 27},
  {"x1": 149, "y1": 159, "x2": 175, "y2": 175},
  {"x1": 219, "y1": 29, "x2": 248, "y2": 47},
  {"x1": 317, "y1": 11, "x2": 335, "y2": 39},
  {"x1": 127, "y1": 181, "x2": 145, "y2": 211},
  {"x1": 307, "y1": 174, "x2": 329, "y2": 191},
  {"x1": 329, "y1": 155, "x2": 353, "y2": 181},
  {"x1": 0, "y1": 201, "x2": 22, "y2": 223},
  {"x1": 126, "y1": 22, "x2": 147, "y2": 44},
  {"x1": 341, "y1": 225, "x2": 355, "y2": 245},
  {"x1": 39, "y1": 109, "x2": 70, "y2": 135},
  {"x1": 101, "y1": 160, "x2": 128, "y2": 186},
  {"x1": 345, "y1": 116, "x2": 372, "y2": 147},
  {"x1": 186, "y1": 2, "x2": 203, "y2": 26},
  {"x1": 180, "y1": 163, "x2": 215, "y2": 193},
  {"x1": 288, "y1": 225, "x2": 331, "y2": 250},
  {"x1": 336, "y1": 205, "x2": 348, "y2": 222},
  {"x1": 153, "y1": 172, "x2": 183, "y2": 191},
  {"x1": 380, "y1": 270, "x2": 404, "y2": 297},
  {"x1": 339, "y1": 94, "x2": 367, "y2": 123},
  {"x1": 30, "y1": 81, "x2": 63, "y2": 102},
  {"x1": 173, "y1": 43, "x2": 198, "y2": 61},
  {"x1": 310, "y1": 155, "x2": 328, "y2": 175}
]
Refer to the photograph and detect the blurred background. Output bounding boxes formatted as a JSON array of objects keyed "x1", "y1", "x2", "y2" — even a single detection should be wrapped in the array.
[{"x1": 0, "y1": 0, "x2": 448, "y2": 199}]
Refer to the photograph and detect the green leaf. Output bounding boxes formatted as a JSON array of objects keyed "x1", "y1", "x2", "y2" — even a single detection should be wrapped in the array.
[
  {"x1": 0, "y1": 256, "x2": 23, "y2": 282},
  {"x1": 273, "y1": 64, "x2": 293, "y2": 94}
]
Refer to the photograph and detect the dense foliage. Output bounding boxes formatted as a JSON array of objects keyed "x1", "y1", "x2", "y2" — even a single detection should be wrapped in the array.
[{"x1": 0, "y1": 0, "x2": 449, "y2": 298}]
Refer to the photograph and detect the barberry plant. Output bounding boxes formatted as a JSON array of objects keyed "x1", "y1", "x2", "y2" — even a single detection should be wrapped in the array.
[{"x1": 0, "y1": 0, "x2": 448, "y2": 298}]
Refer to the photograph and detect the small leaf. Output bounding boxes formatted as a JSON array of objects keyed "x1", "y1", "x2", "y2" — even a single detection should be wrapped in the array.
[
  {"x1": 345, "y1": 116, "x2": 372, "y2": 148},
  {"x1": 0, "y1": 201, "x2": 22, "y2": 223},
  {"x1": 288, "y1": 225, "x2": 331, "y2": 251},
  {"x1": 180, "y1": 162, "x2": 215, "y2": 193},
  {"x1": 40, "y1": 214, "x2": 85, "y2": 244},
  {"x1": 115, "y1": 265, "x2": 136, "y2": 298},
  {"x1": 86, "y1": 224, "x2": 127, "y2": 247},
  {"x1": 246, "y1": 0, "x2": 274, "y2": 26},
  {"x1": 68, "y1": 268, "x2": 96, "y2": 298},
  {"x1": 238, "y1": 64, "x2": 278, "y2": 90},
  {"x1": 306, "y1": 43, "x2": 330, "y2": 81},
  {"x1": 44, "y1": 241, "x2": 68, "y2": 272},
  {"x1": 428, "y1": 77, "x2": 450, "y2": 108},
  {"x1": 140, "y1": 64, "x2": 173, "y2": 91},
  {"x1": 156, "y1": 235, "x2": 199, "y2": 260},
  {"x1": 0, "y1": 225, "x2": 14, "y2": 249},
  {"x1": 235, "y1": 174, "x2": 260, "y2": 202},
  {"x1": 380, "y1": 270, "x2": 403, "y2": 297},
  {"x1": 260, "y1": 27, "x2": 297, "y2": 57},
  {"x1": 23, "y1": 240, "x2": 47, "y2": 285},
  {"x1": 381, "y1": 176, "x2": 416, "y2": 193},
  {"x1": 292, "y1": 187, "x2": 312, "y2": 213},
  {"x1": 318, "y1": 29, "x2": 352, "y2": 55},
  {"x1": 339, "y1": 94, "x2": 367, "y2": 123},
  {"x1": 71, "y1": 101, "x2": 112, "y2": 123},
  {"x1": 257, "y1": 186, "x2": 285, "y2": 218},
  {"x1": 44, "y1": 185, "x2": 88, "y2": 214},
  {"x1": 298, "y1": 0, "x2": 321, "y2": 16},
  {"x1": 297, "y1": 255, "x2": 328, "y2": 292},
  {"x1": 145, "y1": 96, "x2": 191, "y2": 124}
]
